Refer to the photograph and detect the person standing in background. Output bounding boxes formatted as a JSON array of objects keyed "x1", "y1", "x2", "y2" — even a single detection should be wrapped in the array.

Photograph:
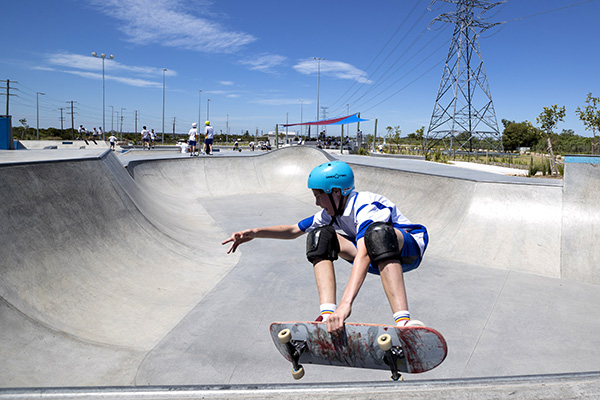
[{"x1": 203, "y1": 121, "x2": 214, "y2": 155}]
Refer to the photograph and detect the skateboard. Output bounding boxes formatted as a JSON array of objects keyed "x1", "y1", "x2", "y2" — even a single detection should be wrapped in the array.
[{"x1": 270, "y1": 321, "x2": 447, "y2": 381}]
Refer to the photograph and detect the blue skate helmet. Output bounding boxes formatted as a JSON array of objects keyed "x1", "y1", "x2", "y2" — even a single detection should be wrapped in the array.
[{"x1": 308, "y1": 161, "x2": 355, "y2": 196}]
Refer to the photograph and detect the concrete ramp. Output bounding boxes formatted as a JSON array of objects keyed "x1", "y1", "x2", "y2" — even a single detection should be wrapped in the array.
[
  {"x1": 0, "y1": 147, "x2": 599, "y2": 394},
  {"x1": 562, "y1": 156, "x2": 600, "y2": 282},
  {"x1": 0, "y1": 151, "x2": 238, "y2": 386}
]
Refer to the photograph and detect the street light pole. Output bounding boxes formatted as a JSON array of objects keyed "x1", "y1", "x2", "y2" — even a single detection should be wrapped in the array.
[
  {"x1": 92, "y1": 52, "x2": 114, "y2": 140},
  {"x1": 36, "y1": 92, "x2": 45, "y2": 140},
  {"x1": 198, "y1": 89, "x2": 202, "y2": 124},
  {"x1": 299, "y1": 99, "x2": 304, "y2": 137},
  {"x1": 207, "y1": 98, "x2": 211, "y2": 121},
  {"x1": 120, "y1": 107, "x2": 126, "y2": 141},
  {"x1": 313, "y1": 57, "x2": 323, "y2": 140},
  {"x1": 162, "y1": 68, "x2": 167, "y2": 144}
]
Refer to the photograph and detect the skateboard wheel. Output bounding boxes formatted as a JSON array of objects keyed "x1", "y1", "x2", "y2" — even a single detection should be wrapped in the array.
[
  {"x1": 292, "y1": 365, "x2": 305, "y2": 380},
  {"x1": 377, "y1": 334, "x2": 393, "y2": 351},
  {"x1": 278, "y1": 329, "x2": 292, "y2": 344}
]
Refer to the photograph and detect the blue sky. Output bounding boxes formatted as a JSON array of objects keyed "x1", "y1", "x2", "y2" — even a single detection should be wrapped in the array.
[{"x1": 2, "y1": 0, "x2": 599, "y2": 138}]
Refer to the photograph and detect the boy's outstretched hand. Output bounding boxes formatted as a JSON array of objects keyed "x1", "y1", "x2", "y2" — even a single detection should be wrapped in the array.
[{"x1": 222, "y1": 229, "x2": 255, "y2": 254}]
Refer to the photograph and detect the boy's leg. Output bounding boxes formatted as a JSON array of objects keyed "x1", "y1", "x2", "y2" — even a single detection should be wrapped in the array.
[
  {"x1": 378, "y1": 228, "x2": 408, "y2": 314},
  {"x1": 378, "y1": 259, "x2": 409, "y2": 316},
  {"x1": 313, "y1": 259, "x2": 336, "y2": 305},
  {"x1": 367, "y1": 225, "x2": 423, "y2": 326},
  {"x1": 307, "y1": 228, "x2": 353, "y2": 321},
  {"x1": 313, "y1": 234, "x2": 358, "y2": 321}
]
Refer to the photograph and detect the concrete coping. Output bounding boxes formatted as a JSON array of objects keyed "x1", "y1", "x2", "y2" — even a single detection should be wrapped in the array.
[
  {"x1": 1, "y1": 371, "x2": 599, "y2": 399},
  {"x1": 564, "y1": 155, "x2": 600, "y2": 164}
]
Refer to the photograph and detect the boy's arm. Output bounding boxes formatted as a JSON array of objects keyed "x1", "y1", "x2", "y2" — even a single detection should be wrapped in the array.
[
  {"x1": 222, "y1": 224, "x2": 304, "y2": 254},
  {"x1": 326, "y1": 238, "x2": 370, "y2": 333}
]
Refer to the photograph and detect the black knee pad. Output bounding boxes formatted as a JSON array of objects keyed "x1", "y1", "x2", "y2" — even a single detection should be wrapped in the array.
[
  {"x1": 364, "y1": 222, "x2": 401, "y2": 265},
  {"x1": 306, "y1": 225, "x2": 339, "y2": 264}
]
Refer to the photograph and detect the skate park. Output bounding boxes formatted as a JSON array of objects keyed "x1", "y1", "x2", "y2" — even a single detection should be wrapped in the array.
[{"x1": 1, "y1": 145, "x2": 600, "y2": 399}]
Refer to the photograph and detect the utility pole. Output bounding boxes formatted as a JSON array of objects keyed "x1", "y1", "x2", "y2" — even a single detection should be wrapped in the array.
[
  {"x1": 313, "y1": 57, "x2": 323, "y2": 141},
  {"x1": 373, "y1": 118, "x2": 378, "y2": 153},
  {"x1": 58, "y1": 107, "x2": 65, "y2": 131},
  {"x1": 0, "y1": 79, "x2": 18, "y2": 115},
  {"x1": 134, "y1": 110, "x2": 139, "y2": 134},
  {"x1": 172, "y1": 117, "x2": 176, "y2": 138},
  {"x1": 162, "y1": 68, "x2": 167, "y2": 144},
  {"x1": 67, "y1": 101, "x2": 76, "y2": 139},
  {"x1": 426, "y1": 0, "x2": 502, "y2": 154},
  {"x1": 120, "y1": 107, "x2": 125, "y2": 140},
  {"x1": 36, "y1": 92, "x2": 45, "y2": 140},
  {"x1": 320, "y1": 106, "x2": 329, "y2": 136},
  {"x1": 198, "y1": 89, "x2": 202, "y2": 124}
]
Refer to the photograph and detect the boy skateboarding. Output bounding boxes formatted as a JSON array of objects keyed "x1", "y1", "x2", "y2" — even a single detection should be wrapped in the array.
[{"x1": 222, "y1": 161, "x2": 429, "y2": 334}]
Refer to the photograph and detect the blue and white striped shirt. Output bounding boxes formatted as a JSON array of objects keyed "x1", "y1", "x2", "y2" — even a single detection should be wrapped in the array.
[{"x1": 298, "y1": 191, "x2": 428, "y2": 255}]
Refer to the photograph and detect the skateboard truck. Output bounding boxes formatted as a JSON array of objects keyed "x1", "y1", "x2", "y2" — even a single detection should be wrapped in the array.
[
  {"x1": 378, "y1": 334, "x2": 405, "y2": 381},
  {"x1": 278, "y1": 329, "x2": 307, "y2": 379}
]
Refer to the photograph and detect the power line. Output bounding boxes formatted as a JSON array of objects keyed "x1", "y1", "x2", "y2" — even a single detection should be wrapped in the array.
[
  {"x1": 342, "y1": 29, "x2": 451, "y2": 115},
  {"x1": 0, "y1": 79, "x2": 19, "y2": 115},
  {"x1": 500, "y1": 0, "x2": 598, "y2": 24},
  {"x1": 328, "y1": 0, "x2": 425, "y2": 111}
]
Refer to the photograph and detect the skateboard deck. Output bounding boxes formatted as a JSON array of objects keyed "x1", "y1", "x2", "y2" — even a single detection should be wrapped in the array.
[{"x1": 270, "y1": 321, "x2": 447, "y2": 380}]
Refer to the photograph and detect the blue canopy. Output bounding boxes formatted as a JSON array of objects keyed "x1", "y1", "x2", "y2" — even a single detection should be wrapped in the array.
[{"x1": 282, "y1": 113, "x2": 368, "y2": 127}]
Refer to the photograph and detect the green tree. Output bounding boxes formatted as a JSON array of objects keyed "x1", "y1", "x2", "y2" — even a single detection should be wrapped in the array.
[
  {"x1": 575, "y1": 92, "x2": 600, "y2": 154},
  {"x1": 407, "y1": 126, "x2": 424, "y2": 142},
  {"x1": 20, "y1": 118, "x2": 29, "y2": 139},
  {"x1": 385, "y1": 126, "x2": 394, "y2": 138},
  {"x1": 536, "y1": 104, "x2": 566, "y2": 176},
  {"x1": 501, "y1": 119, "x2": 540, "y2": 151}
]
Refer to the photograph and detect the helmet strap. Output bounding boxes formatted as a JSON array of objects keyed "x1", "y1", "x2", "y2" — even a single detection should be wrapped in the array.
[{"x1": 328, "y1": 191, "x2": 346, "y2": 219}]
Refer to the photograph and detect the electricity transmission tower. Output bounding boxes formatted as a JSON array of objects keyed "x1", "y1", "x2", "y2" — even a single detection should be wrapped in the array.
[{"x1": 426, "y1": 0, "x2": 503, "y2": 153}]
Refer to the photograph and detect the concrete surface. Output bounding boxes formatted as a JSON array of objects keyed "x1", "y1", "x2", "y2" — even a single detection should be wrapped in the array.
[
  {"x1": 17, "y1": 139, "x2": 111, "y2": 150},
  {"x1": 0, "y1": 146, "x2": 599, "y2": 398}
]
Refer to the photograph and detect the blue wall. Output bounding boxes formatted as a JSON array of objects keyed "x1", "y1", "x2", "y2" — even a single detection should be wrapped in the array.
[{"x1": 0, "y1": 116, "x2": 13, "y2": 150}]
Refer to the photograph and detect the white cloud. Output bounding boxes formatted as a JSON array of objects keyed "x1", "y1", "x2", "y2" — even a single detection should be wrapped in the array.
[
  {"x1": 293, "y1": 59, "x2": 372, "y2": 84},
  {"x1": 41, "y1": 68, "x2": 161, "y2": 88},
  {"x1": 88, "y1": 0, "x2": 255, "y2": 53},
  {"x1": 45, "y1": 52, "x2": 176, "y2": 77},
  {"x1": 219, "y1": 81, "x2": 234, "y2": 86},
  {"x1": 40, "y1": 52, "x2": 169, "y2": 88},
  {"x1": 253, "y1": 98, "x2": 312, "y2": 106},
  {"x1": 240, "y1": 53, "x2": 287, "y2": 73}
]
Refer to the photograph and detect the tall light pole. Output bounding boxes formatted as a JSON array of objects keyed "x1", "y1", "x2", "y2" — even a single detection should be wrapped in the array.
[
  {"x1": 346, "y1": 103, "x2": 350, "y2": 141},
  {"x1": 36, "y1": 92, "x2": 45, "y2": 140},
  {"x1": 91, "y1": 52, "x2": 114, "y2": 140},
  {"x1": 313, "y1": 57, "x2": 323, "y2": 140},
  {"x1": 207, "y1": 98, "x2": 211, "y2": 121},
  {"x1": 109, "y1": 105, "x2": 114, "y2": 132},
  {"x1": 299, "y1": 99, "x2": 304, "y2": 137},
  {"x1": 120, "y1": 107, "x2": 126, "y2": 140},
  {"x1": 198, "y1": 89, "x2": 202, "y2": 124},
  {"x1": 162, "y1": 68, "x2": 167, "y2": 144}
]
